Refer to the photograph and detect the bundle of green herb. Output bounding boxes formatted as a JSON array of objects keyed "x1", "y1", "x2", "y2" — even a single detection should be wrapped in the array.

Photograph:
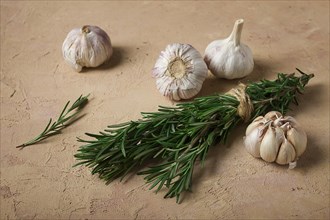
[
  {"x1": 74, "y1": 69, "x2": 313, "y2": 203},
  {"x1": 17, "y1": 94, "x2": 89, "y2": 149}
]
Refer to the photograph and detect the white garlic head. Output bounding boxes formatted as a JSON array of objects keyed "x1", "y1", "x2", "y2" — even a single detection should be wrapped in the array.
[
  {"x1": 204, "y1": 19, "x2": 254, "y2": 79},
  {"x1": 152, "y1": 43, "x2": 208, "y2": 101},
  {"x1": 244, "y1": 111, "x2": 307, "y2": 168},
  {"x1": 62, "y1": 25, "x2": 113, "y2": 72}
]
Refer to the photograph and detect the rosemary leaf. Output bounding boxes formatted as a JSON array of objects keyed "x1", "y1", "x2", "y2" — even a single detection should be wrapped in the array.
[
  {"x1": 75, "y1": 69, "x2": 314, "y2": 203},
  {"x1": 16, "y1": 94, "x2": 89, "y2": 149}
]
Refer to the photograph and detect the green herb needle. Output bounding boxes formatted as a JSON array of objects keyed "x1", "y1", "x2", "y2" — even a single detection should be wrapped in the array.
[
  {"x1": 16, "y1": 94, "x2": 89, "y2": 149},
  {"x1": 75, "y1": 69, "x2": 313, "y2": 203}
]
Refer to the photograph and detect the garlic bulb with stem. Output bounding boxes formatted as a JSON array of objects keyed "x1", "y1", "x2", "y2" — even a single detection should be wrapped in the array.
[
  {"x1": 244, "y1": 111, "x2": 307, "y2": 167},
  {"x1": 152, "y1": 43, "x2": 208, "y2": 101},
  {"x1": 62, "y1": 25, "x2": 113, "y2": 72},
  {"x1": 204, "y1": 19, "x2": 254, "y2": 79}
]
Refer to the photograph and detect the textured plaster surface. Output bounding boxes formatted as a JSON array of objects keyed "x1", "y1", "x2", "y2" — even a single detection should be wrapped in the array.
[{"x1": 1, "y1": 1, "x2": 329, "y2": 219}]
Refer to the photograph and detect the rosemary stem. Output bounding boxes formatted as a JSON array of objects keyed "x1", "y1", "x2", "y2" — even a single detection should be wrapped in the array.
[
  {"x1": 16, "y1": 94, "x2": 89, "y2": 149},
  {"x1": 74, "y1": 71, "x2": 313, "y2": 202}
]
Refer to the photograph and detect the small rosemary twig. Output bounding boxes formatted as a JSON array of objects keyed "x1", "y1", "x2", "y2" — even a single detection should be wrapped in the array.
[{"x1": 16, "y1": 94, "x2": 89, "y2": 149}]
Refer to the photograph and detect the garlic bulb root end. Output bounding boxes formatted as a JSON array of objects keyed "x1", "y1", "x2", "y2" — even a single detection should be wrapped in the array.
[{"x1": 153, "y1": 43, "x2": 208, "y2": 101}]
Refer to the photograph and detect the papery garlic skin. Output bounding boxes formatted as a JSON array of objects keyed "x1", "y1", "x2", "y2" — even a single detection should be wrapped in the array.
[
  {"x1": 243, "y1": 111, "x2": 307, "y2": 167},
  {"x1": 152, "y1": 43, "x2": 208, "y2": 101},
  {"x1": 204, "y1": 19, "x2": 254, "y2": 79},
  {"x1": 264, "y1": 111, "x2": 282, "y2": 121},
  {"x1": 62, "y1": 25, "x2": 113, "y2": 72}
]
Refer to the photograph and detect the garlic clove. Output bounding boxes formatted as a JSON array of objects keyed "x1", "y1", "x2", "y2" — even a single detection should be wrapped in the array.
[
  {"x1": 244, "y1": 125, "x2": 267, "y2": 158},
  {"x1": 204, "y1": 19, "x2": 254, "y2": 79},
  {"x1": 245, "y1": 116, "x2": 265, "y2": 135},
  {"x1": 282, "y1": 116, "x2": 300, "y2": 127},
  {"x1": 264, "y1": 111, "x2": 282, "y2": 121},
  {"x1": 287, "y1": 126, "x2": 307, "y2": 157},
  {"x1": 244, "y1": 116, "x2": 271, "y2": 158},
  {"x1": 260, "y1": 125, "x2": 282, "y2": 162},
  {"x1": 152, "y1": 43, "x2": 208, "y2": 101},
  {"x1": 276, "y1": 138, "x2": 296, "y2": 165},
  {"x1": 62, "y1": 25, "x2": 113, "y2": 72}
]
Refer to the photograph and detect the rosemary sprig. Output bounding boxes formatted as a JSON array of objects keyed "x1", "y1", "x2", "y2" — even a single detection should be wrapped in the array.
[
  {"x1": 74, "y1": 69, "x2": 313, "y2": 203},
  {"x1": 17, "y1": 94, "x2": 89, "y2": 149}
]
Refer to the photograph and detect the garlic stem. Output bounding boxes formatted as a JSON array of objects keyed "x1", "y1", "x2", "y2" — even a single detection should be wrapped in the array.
[
  {"x1": 229, "y1": 19, "x2": 244, "y2": 47},
  {"x1": 82, "y1": 25, "x2": 90, "y2": 34}
]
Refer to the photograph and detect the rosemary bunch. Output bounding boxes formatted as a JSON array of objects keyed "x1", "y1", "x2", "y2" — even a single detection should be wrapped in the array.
[
  {"x1": 74, "y1": 69, "x2": 313, "y2": 202},
  {"x1": 17, "y1": 94, "x2": 89, "y2": 149}
]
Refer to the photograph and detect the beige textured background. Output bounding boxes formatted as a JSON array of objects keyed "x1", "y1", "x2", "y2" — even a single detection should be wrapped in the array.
[{"x1": 1, "y1": 1, "x2": 329, "y2": 219}]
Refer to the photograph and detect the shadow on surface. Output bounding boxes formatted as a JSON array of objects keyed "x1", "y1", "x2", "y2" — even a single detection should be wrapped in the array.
[
  {"x1": 80, "y1": 46, "x2": 129, "y2": 73},
  {"x1": 197, "y1": 57, "x2": 283, "y2": 98}
]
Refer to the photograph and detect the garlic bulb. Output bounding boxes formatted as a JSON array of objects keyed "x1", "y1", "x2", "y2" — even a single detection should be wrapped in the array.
[
  {"x1": 243, "y1": 111, "x2": 307, "y2": 167},
  {"x1": 152, "y1": 43, "x2": 208, "y2": 101},
  {"x1": 62, "y1": 25, "x2": 113, "y2": 72},
  {"x1": 204, "y1": 19, "x2": 254, "y2": 79}
]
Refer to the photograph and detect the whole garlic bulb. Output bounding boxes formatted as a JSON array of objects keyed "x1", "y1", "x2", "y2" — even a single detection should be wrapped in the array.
[
  {"x1": 62, "y1": 25, "x2": 113, "y2": 72},
  {"x1": 152, "y1": 43, "x2": 208, "y2": 101},
  {"x1": 244, "y1": 111, "x2": 307, "y2": 168},
  {"x1": 204, "y1": 19, "x2": 254, "y2": 79}
]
